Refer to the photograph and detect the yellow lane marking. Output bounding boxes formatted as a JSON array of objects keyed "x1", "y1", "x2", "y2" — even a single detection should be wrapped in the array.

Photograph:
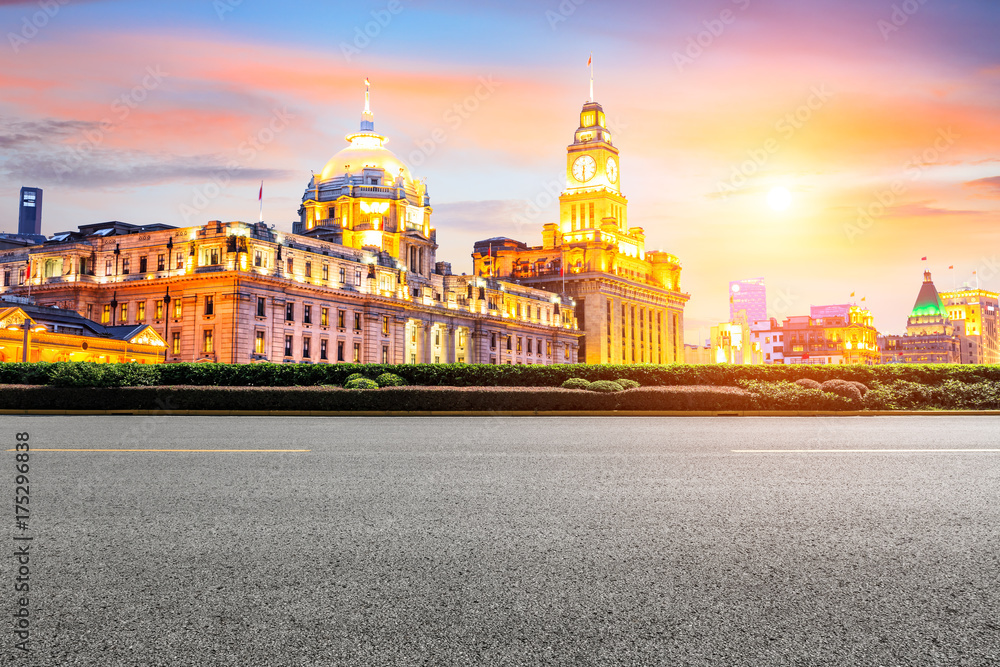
[
  {"x1": 7, "y1": 448, "x2": 311, "y2": 453},
  {"x1": 734, "y1": 448, "x2": 1000, "y2": 453}
]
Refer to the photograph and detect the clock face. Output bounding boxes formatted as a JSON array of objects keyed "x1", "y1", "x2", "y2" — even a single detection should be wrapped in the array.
[
  {"x1": 606, "y1": 157, "x2": 618, "y2": 184},
  {"x1": 572, "y1": 155, "x2": 597, "y2": 183}
]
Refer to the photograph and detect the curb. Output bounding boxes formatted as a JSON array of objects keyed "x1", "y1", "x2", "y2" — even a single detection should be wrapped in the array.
[{"x1": 2, "y1": 409, "x2": 999, "y2": 417}]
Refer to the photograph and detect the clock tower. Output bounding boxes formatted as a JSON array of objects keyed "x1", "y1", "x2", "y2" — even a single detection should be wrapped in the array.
[{"x1": 561, "y1": 101, "x2": 628, "y2": 236}]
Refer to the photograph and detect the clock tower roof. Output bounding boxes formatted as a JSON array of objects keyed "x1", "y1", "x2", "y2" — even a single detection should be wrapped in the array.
[{"x1": 573, "y1": 101, "x2": 613, "y2": 146}]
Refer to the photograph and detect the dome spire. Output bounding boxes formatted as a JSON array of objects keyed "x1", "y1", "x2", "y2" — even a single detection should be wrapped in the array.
[{"x1": 361, "y1": 77, "x2": 374, "y2": 131}]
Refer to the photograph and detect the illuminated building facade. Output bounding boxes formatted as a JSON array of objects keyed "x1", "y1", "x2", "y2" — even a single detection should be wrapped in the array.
[
  {"x1": 729, "y1": 278, "x2": 766, "y2": 324},
  {"x1": 0, "y1": 87, "x2": 581, "y2": 366},
  {"x1": 472, "y1": 99, "x2": 689, "y2": 364},
  {"x1": 779, "y1": 306, "x2": 879, "y2": 365},
  {"x1": 879, "y1": 271, "x2": 974, "y2": 364},
  {"x1": 0, "y1": 297, "x2": 165, "y2": 364},
  {"x1": 940, "y1": 287, "x2": 999, "y2": 364}
]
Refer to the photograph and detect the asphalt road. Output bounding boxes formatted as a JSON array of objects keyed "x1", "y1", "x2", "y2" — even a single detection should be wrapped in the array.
[{"x1": 2, "y1": 416, "x2": 999, "y2": 666}]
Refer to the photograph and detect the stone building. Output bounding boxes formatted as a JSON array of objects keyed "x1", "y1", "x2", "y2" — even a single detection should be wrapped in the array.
[
  {"x1": 0, "y1": 85, "x2": 581, "y2": 366},
  {"x1": 472, "y1": 98, "x2": 689, "y2": 364},
  {"x1": 879, "y1": 271, "x2": 973, "y2": 364}
]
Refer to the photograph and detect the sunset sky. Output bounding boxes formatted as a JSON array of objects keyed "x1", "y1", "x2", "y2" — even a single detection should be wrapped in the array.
[{"x1": 2, "y1": 0, "x2": 999, "y2": 343}]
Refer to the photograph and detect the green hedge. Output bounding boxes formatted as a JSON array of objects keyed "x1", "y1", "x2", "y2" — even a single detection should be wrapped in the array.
[
  {"x1": 0, "y1": 385, "x2": 752, "y2": 412},
  {"x1": 3, "y1": 361, "x2": 1000, "y2": 388},
  {"x1": 1, "y1": 382, "x2": 997, "y2": 411}
]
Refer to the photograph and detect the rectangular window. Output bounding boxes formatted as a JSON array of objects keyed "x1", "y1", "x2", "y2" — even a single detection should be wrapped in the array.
[
  {"x1": 337, "y1": 341, "x2": 345, "y2": 362},
  {"x1": 339, "y1": 267, "x2": 346, "y2": 283},
  {"x1": 322, "y1": 264, "x2": 329, "y2": 281},
  {"x1": 137, "y1": 302, "x2": 146, "y2": 323},
  {"x1": 353, "y1": 342, "x2": 361, "y2": 362},
  {"x1": 257, "y1": 297, "x2": 266, "y2": 317},
  {"x1": 155, "y1": 300, "x2": 163, "y2": 320},
  {"x1": 173, "y1": 299, "x2": 182, "y2": 319},
  {"x1": 506, "y1": 336, "x2": 512, "y2": 351},
  {"x1": 87, "y1": 304, "x2": 93, "y2": 320},
  {"x1": 203, "y1": 329, "x2": 214, "y2": 354},
  {"x1": 255, "y1": 331, "x2": 265, "y2": 355},
  {"x1": 119, "y1": 303, "x2": 128, "y2": 323},
  {"x1": 122, "y1": 258, "x2": 130, "y2": 274},
  {"x1": 106, "y1": 259, "x2": 113, "y2": 275},
  {"x1": 139, "y1": 256, "x2": 148, "y2": 273},
  {"x1": 305, "y1": 261, "x2": 312, "y2": 278},
  {"x1": 337, "y1": 310, "x2": 345, "y2": 329},
  {"x1": 102, "y1": 304, "x2": 111, "y2": 324},
  {"x1": 320, "y1": 339, "x2": 328, "y2": 360},
  {"x1": 172, "y1": 332, "x2": 181, "y2": 354},
  {"x1": 490, "y1": 333, "x2": 496, "y2": 349},
  {"x1": 287, "y1": 257, "x2": 294, "y2": 273},
  {"x1": 204, "y1": 294, "x2": 214, "y2": 316},
  {"x1": 284, "y1": 335, "x2": 293, "y2": 357},
  {"x1": 353, "y1": 313, "x2": 361, "y2": 331},
  {"x1": 517, "y1": 337, "x2": 523, "y2": 353},
  {"x1": 157, "y1": 254, "x2": 165, "y2": 271},
  {"x1": 3, "y1": 271, "x2": 9, "y2": 287},
  {"x1": 255, "y1": 250, "x2": 263, "y2": 267},
  {"x1": 304, "y1": 305, "x2": 312, "y2": 325},
  {"x1": 382, "y1": 315, "x2": 390, "y2": 336},
  {"x1": 285, "y1": 302, "x2": 294, "y2": 322},
  {"x1": 176, "y1": 252, "x2": 184, "y2": 269},
  {"x1": 355, "y1": 270, "x2": 362, "y2": 286},
  {"x1": 321, "y1": 307, "x2": 329, "y2": 327},
  {"x1": 547, "y1": 341, "x2": 552, "y2": 356},
  {"x1": 302, "y1": 336, "x2": 311, "y2": 359},
  {"x1": 527, "y1": 338, "x2": 533, "y2": 354},
  {"x1": 382, "y1": 345, "x2": 389, "y2": 364},
  {"x1": 211, "y1": 248, "x2": 220, "y2": 265},
  {"x1": 537, "y1": 339, "x2": 542, "y2": 356}
]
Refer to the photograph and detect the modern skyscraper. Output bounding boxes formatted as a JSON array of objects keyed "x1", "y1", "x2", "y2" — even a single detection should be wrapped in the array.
[
  {"x1": 729, "y1": 278, "x2": 766, "y2": 324},
  {"x1": 18, "y1": 187, "x2": 42, "y2": 236}
]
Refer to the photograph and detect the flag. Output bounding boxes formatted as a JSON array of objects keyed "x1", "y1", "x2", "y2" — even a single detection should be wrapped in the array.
[
  {"x1": 973, "y1": 270, "x2": 977, "y2": 275},
  {"x1": 949, "y1": 265, "x2": 954, "y2": 269},
  {"x1": 921, "y1": 256, "x2": 927, "y2": 261},
  {"x1": 258, "y1": 181, "x2": 263, "y2": 202},
  {"x1": 850, "y1": 292, "x2": 855, "y2": 297},
  {"x1": 365, "y1": 77, "x2": 370, "y2": 86},
  {"x1": 587, "y1": 54, "x2": 592, "y2": 67},
  {"x1": 861, "y1": 297, "x2": 867, "y2": 301}
]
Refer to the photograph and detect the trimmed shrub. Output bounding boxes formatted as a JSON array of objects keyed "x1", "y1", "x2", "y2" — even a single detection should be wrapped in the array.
[
  {"x1": 375, "y1": 373, "x2": 407, "y2": 387},
  {"x1": 820, "y1": 379, "x2": 863, "y2": 403},
  {"x1": 615, "y1": 378, "x2": 641, "y2": 390},
  {"x1": 561, "y1": 378, "x2": 592, "y2": 390},
  {"x1": 848, "y1": 381, "x2": 869, "y2": 397},
  {"x1": 741, "y1": 380, "x2": 855, "y2": 410},
  {"x1": 343, "y1": 372, "x2": 370, "y2": 386},
  {"x1": 344, "y1": 377, "x2": 379, "y2": 390},
  {"x1": 587, "y1": 380, "x2": 624, "y2": 393},
  {"x1": 794, "y1": 378, "x2": 822, "y2": 390}
]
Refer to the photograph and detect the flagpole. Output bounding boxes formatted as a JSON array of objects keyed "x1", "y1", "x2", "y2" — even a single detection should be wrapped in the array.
[{"x1": 589, "y1": 52, "x2": 594, "y2": 103}]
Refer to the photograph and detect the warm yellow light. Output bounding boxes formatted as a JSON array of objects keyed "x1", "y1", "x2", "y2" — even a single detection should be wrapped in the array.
[{"x1": 768, "y1": 187, "x2": 792, "y2": 211}]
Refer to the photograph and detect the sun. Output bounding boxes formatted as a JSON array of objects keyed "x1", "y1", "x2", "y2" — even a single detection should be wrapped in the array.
[{"x1": 767, "y1": 186, "x2": 792, "y2": 212}]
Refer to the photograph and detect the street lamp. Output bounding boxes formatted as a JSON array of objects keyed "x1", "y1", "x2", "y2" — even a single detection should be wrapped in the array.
[{"x1": 163, "y1": 287, "x2": 172, "y2": 363}]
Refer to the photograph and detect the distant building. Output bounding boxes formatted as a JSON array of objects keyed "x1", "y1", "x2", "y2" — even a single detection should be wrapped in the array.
[
  {"x1": 18, "y1": 187, "x2": 42, "y2": 237},
  {"x1": 781, "y1": 306, "x2": 879, "y2": 365},
  {"x1": 750, "y1": 317, "x2": 785, "y2": 365},
  {"x1": 709, "y1": 310, "x2": 761, "y2": 364},
  {"x1": 879, "y1": 271, "x2": 972, "y2": 364},
  {"x1": 729, "y1": 278, "x2": 766, "y2": 324},
  {"x1": 940, "y1": 287, "x2": 999, "y2": 364}
]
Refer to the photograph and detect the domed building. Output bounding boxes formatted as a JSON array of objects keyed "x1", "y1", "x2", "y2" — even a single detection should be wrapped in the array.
[{"x1": 295, "y1": 82, "x2": 437, "y2": 295}]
